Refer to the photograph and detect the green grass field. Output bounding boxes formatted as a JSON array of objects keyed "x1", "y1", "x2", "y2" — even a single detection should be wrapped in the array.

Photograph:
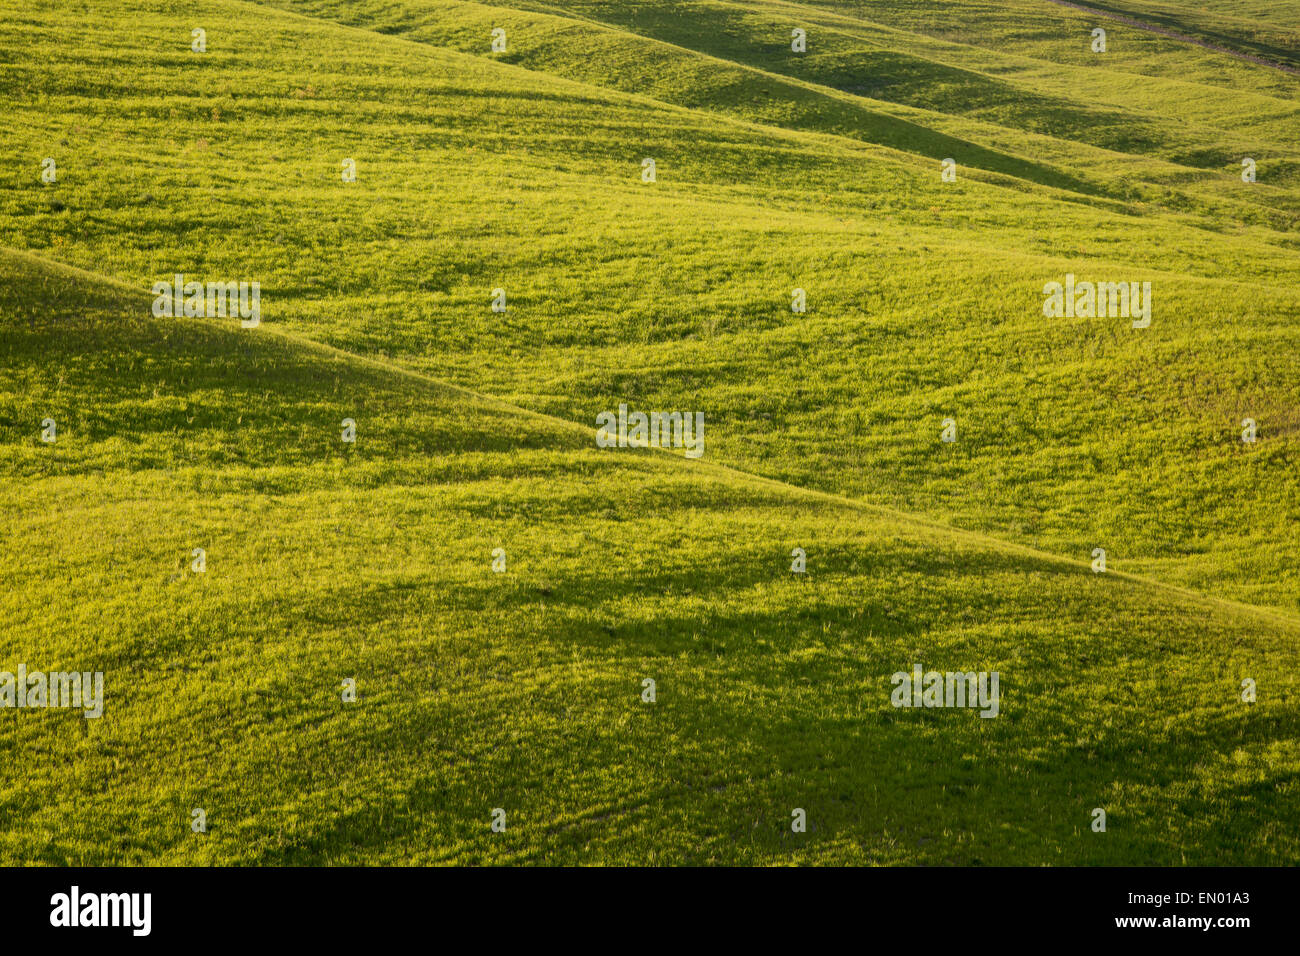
[{"x1": 1, "y1": 0, "x2": 1297, "y2": 865}]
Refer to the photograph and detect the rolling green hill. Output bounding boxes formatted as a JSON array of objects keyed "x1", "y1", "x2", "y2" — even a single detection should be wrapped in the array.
[
  {"x1": 1, "y1": 0, "x2": 1297, "y2": 864},
  {"x1": 3, "y1": 246, "x2": 1298, "y2": 864}
]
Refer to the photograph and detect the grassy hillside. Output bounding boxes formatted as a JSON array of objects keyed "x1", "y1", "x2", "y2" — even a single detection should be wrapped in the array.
[
  {"x1": 5, "y1": 0, "x2": 1299, "y2": 611},
  {"x1": 262, "y1": 0, "x2": 1300, "y2": 222},
  {"x1": 3, "y1": 247, "x2": 1298, "y2": 864},
  {"x1": 1, "y1": 0, "x2": 1298, "y2": 864}
]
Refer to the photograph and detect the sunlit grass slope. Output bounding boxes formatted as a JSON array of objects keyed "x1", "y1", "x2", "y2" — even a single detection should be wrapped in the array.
[
  {"x1": 262, "y1": 0, "x2": 1300, "y2": 223},
  {"x1": 3, "y1": 0, "x2": 1297, "y2": 612},
  {"x1": 2, "y1": 247, "x2": 1298, "y2": 865}
]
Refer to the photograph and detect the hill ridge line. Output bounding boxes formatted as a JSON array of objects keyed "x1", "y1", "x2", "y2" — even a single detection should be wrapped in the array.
[
  {"x1": 463, "y1": 0, "x2": 1300, "y2": 127},
  {"x1": 11, "y1": 244, "x2": 1299, "y2": 633},
  {"x1": 239, "y1": 0, "x2": 1133, "y2": 204}
]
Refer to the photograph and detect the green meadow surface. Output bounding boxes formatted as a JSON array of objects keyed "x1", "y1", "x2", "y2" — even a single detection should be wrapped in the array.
[{"x1": 0, "y1": 0, "x2": 1297, "y2": 864}]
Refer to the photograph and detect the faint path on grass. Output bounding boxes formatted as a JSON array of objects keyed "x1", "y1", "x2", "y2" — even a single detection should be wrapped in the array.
[{"x1": 1043, "y1": 0, "x2": 1300, "y2": 76}]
